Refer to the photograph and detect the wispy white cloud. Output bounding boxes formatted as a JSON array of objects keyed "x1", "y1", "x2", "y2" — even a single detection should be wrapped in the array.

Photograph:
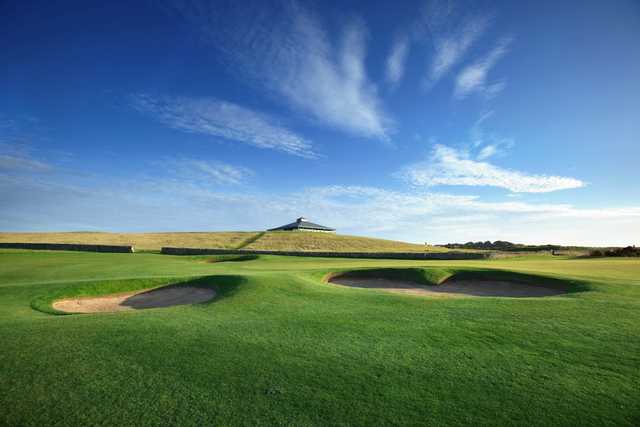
[
  {"x1": 262, "y1": 9, "x2": 392, "y2": 139},
  {"x1": 454, "y1": 37, "x2": 511, "y2": 98},
  {"x1": 169, "y1": 1, "x2": 392, "y2": 139},
  {"x1": 476, "y1": 144, "x2": 498, "y2": 160},
  {"x1": 417, "y1": 0, "x2": 491, "y2": 86},
  {"x1": 469, "y1": 110, "x2": 493, "y2": 144},
  {"x1": 428, "y1": 15, "x2": 490, "y2": 84},
  {"x1": 386, "y1": 36, "x2": 410, "y2": 85},
  {"x1": 474, "y1": 136, "x2": 514, "y2": 160},
  {"x1": 397, "y1": 144, "x2": 585, "y2": 193},
  {"x1": 0, "y1": 143, "x2": 51, "y2": 172},
  {"x1": 158, "y1": 158, "x2": 253, "y2": 186},
  {"x1": 467, "y1": 110, "x2": 514, "y2": 160},
  {"x1": 130, "y1": 94, "x2": 317, "y2": 158},
  {"x1": 0, "y1": 154, "x2": 50, "y2": 172}
]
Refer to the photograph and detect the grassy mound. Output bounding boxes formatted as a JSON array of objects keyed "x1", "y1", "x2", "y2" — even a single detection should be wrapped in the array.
[
  {"x1": 242, "y1": 231, "x2": 442, "y2": 252},
  {"x1": 0, "y1": 231, "x2": 260, "y2": 251},
  {"x1": 0, "y1": 230, "x2": 437, "y2": 253}
]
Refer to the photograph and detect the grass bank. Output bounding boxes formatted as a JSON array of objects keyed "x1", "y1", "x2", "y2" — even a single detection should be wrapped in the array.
[{"x1": 0, "y1": 231, "x2": 438, "y2": 252}]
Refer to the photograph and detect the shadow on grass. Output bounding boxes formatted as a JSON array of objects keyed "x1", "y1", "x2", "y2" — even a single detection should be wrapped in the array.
[
  {"x1": 205, "y1": 254, "x2": 260, "y2": 263},
  {"x1": 31, "y1": 275, "x2": 248, "y2": 315}
]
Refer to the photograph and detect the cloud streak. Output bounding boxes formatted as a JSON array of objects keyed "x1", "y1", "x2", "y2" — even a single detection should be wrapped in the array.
[
  {"x1": 454, "y1": 37, "x2": 511, "y2": 98},
  {"x1": 130, "y1": 94, "x2": 317, "y2": 158},
  {"x1": 386, "y1": 37, "x2": 409, "y2": 85},
  {"x1": 428, "y1": 15, "x2": 490, "y2": 84},
  {"x1": 0, "y1": 143, "x2": 51, "y2": 172},
  {"x1": 157, "y1": 158, "x2": 253, "y2": 186},
  {"x1": 417, "y1": 0, "x2": 491, "y2": 86},
  {"x1": 397, "y1": 144, "x2": 585, "y2": 193},
  {"x1": 169, "y1": 1, "x2": 392, "y2": 139}
]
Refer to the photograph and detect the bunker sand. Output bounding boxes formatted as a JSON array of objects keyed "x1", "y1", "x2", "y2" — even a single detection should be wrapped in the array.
[
  {"x1": 53, "y1": 286, "x2": 216, "y2": 313},
  {"x1": 329, "y1": 276, "x2": 568, "y2": 298}
]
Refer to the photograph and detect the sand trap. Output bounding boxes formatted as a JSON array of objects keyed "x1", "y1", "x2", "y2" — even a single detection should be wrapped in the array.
[
  {"x1": 53, "y1": 286, "x2": 216, "y2": 313},
  {"x1": 328, "y1": 276, "x2": 567, "y2": 298}
]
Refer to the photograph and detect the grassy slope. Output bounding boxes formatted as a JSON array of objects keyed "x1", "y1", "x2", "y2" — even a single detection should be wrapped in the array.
[
  {"x1": 0, "y1": 231, "x2": 260, "y2": 251},
  {"x1": 0, "y1": 231, "x2": 437, "y2": 252},
  {"x1": 0, "y1": 250, "x2": 639, "y2": 425},
  {"x1": 243, "y1": 231, "x2": 441, "y2": 252}
]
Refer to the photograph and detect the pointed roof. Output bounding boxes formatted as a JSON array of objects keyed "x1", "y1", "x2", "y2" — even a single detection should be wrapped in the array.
[{"x1": 268, "y1": 217, "x2": 335, "y2": 232}]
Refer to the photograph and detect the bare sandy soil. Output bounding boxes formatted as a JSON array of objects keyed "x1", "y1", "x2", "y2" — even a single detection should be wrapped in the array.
[
  {"x1": 328, "y1": 276, "x2": 568, "y2": 298},
  {"x1": 53, "y1": 286, "x2": 216, "y2": 313}
]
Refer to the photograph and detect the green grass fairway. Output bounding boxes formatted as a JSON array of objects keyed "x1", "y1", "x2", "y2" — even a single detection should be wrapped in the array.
[{"x1": 1, "y1": 250, "x2": 639, "y2": 425}]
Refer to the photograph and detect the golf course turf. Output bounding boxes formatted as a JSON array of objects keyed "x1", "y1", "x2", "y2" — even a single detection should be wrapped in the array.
[{"x1": 1, "y1": 249, "x2": 639, "y2": 425}]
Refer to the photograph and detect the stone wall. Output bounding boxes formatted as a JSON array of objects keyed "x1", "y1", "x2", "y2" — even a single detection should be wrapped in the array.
[
  {"x1": 160, "y1": 247, "x2": 489, "y2": 260},
  {"x1": 0, "y1": 243, "x2": 135, "y2": 253}
]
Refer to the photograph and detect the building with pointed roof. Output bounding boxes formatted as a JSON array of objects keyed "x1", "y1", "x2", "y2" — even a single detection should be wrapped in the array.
[{"x1": 268, "y1": 217, "x2": 335, "y2": 233}]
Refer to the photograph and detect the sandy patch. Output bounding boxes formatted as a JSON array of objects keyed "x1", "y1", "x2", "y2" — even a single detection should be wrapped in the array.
[
  {"x1": 328, "y1": 276, "x2": 567, "y2": 298},
  {"x1": 53, "y1": 286, "x2": 216, "y2": 313}
]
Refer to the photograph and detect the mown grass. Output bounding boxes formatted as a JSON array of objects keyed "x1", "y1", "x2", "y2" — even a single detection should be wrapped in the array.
[{"x1": 0, "y1": 249, "x2": 639, "y2": 425}]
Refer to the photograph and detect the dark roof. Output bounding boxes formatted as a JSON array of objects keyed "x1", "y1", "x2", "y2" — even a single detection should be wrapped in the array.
[{"x1": 268, "y1": 217, "x2": 335, "y2": 232}]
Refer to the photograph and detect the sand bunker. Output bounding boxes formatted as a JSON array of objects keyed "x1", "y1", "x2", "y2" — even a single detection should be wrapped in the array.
[
  {"x1": 53, "y1": 286, "x2": 216, "y2": 313},
  {"x1": 328, "y1": 276, "x2": 568, "y2": 298}
]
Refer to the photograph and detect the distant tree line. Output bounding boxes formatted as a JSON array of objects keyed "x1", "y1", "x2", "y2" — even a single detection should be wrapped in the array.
[
  {"x1": 440, "y1": 241, "x2": 562, "y2": 252},
  {"x1": 589, "y1": 246, "x2": 640, "y2": 257},
  {"x1": 441, "y1": 241, "x2": 640, "y2": 257}
]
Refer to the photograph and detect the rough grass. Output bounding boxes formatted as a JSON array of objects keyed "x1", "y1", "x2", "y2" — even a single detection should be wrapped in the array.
[
  {"x1": 242, "y1": 231, "x2": 442, "y2": 252},
  {"x1": 1, "y1": 250, "x2": 639, "y2": 425},
  {"x1": 0, "y1": 231, "x2": 261, "y2": 251},
  {"x1": 0, "y1": 231, "x2": 437, "y2": 252}
]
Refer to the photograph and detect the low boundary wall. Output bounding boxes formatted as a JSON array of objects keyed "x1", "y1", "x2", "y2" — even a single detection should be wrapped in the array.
[
  {"x1": 0, "y1": 243, "x2": 135, "y2": 253},
  {"x1": 160, "y1": 247, "x2": 489, "y2": 260}
]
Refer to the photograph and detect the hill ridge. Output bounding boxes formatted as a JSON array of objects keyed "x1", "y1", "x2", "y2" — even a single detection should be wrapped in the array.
[{"x1": 0, "y1": 231, "x2": 442, "y2": 253}]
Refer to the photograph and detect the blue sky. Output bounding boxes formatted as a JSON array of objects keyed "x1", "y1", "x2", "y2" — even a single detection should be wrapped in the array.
[{"x1": 1, "y1": 0, "x2": 639, "y2": 245}]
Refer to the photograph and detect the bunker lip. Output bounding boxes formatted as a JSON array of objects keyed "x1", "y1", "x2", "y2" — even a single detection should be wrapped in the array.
[
  {"x1": 328, "y1": 273, "x2": 570, "y2": 298},
  {"x1": 52, "y1": 285, "x2": 216, "y2": 313}
]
